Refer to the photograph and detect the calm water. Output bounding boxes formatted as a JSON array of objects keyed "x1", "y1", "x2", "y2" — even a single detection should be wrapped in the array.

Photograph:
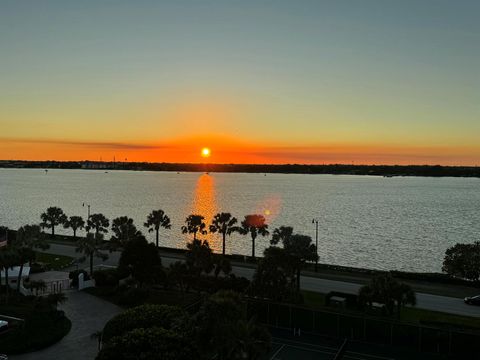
[{"x1": 1, "y1": 168, "x2": 479, "y2": 272}]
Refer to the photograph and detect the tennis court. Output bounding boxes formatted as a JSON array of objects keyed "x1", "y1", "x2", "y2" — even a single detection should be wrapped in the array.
[{"x1": 268, "y1": 337, "x2": 395, "y2": 360}]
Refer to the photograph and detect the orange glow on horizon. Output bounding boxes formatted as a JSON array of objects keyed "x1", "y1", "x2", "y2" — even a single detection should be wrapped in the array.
[{"x1": 1, "y1": 136, "x2": 480, "y2": 166}]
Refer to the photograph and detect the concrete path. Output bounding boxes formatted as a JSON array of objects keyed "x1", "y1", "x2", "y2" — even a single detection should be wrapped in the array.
[
  {"x1": 11, "y1": 291, "x2": 121, "y2": 360},
  {"x1": 45, "y1": 243, "x2": 480, "y2": 318}
]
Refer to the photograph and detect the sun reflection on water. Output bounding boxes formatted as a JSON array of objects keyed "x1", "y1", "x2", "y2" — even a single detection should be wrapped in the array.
[{"x1": 190, "y1": 174, "x2": 220, "y2": 251}]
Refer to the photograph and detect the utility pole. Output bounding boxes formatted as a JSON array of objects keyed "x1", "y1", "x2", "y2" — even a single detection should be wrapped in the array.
[{"x1": 312, "y1": 218, "x2": 319, "y2": 272}]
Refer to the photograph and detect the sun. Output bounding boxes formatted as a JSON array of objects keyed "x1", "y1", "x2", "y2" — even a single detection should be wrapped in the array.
[{"x1": 201, "y1": 147, "x2": 211, "y2": 158}]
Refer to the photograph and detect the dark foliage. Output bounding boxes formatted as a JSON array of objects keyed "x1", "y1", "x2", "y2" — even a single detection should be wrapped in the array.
[
  {"x1": 118, "y1": 237, "x2": 163, "y2": 286},
  {"x1": 102, "y1": 304, "x2": 186, "y2": 342},
  {"x1": 443, "y1": 241, "x2": 480, "y2": 281},
  {"x1": 93, "y1": 268, "x2": 120, "y2": 287}
]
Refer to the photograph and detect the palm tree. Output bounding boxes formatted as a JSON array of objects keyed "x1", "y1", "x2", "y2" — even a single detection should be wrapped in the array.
[
  {"x1": 167, "y1": 261, "x2": 188, "y2": 293},
  {"x1": 393, "y1": 282, "x2": 416, "y2": 318},
  {"x1": 181, "y1": 214, "x2": 207, "y2": 241},
  {"x1": 358, "y1": 274, "x2": 416, "y2": 317},
  {"x1": 144, "y1": 210, "x2": 171, "y2": 248},
  {"x1": 239, "y1": 215, "x2": 269, "y2": 259},
  {"x1": 0, "y1": 245, "x2": 16, "y2": 303},
  {"x1": 110, "y1": 216, "x2": 143, "y2": 248},
  {"x1": 87, "y1": 213, "x2": 110, "y2": 236},
  {"x1": 76, "y1": 233, "x2": 108, "y2": 275},
  {"x1": 14, "y1": 224, "x2": 49, "y2": 291},
  {"x1": 230, "y1": 318, "x2": 271, "y2": 359},
  {"x1": 271, "y1": 226, "x2": 294, "y2": 245},
  {"x1": 271, "y1": 229, "x2": 317, "y2": 291},
  {"x1": 209, "y1": 212, "x2": 238, "y2": 256},
  {"x1": 40, "y1": 206, "x2": 67, "y2": 237},
  {"x1": 64, "y1": 215, "x2": 85, "y2": 239}
]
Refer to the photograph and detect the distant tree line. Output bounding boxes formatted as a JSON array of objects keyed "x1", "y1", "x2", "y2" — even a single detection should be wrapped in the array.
[{"x1": 2, "y1": 160, "x2": 480, "y2": 177}]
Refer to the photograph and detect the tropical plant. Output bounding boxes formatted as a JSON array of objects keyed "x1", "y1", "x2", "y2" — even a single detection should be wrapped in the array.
[
  {"x1": 87, "y1": 213, "x2": 110, "y2": 235},
  {"x1": 195, "y1": 290, "x2": 271, "y2": 360},
  {"x1": 181, "y1": 214, "x2": 207, "y2": 241},
  {"x1": 185, "y1": 239, "x2": 214, "y2": 279},
  {"x1": 213, "y1": 255, "x2": 232, "y2": 278},
  {"x1": 144, "y1": 209, "x2": 171, "y2": 248},
  {"x1": 228, "y1": 317, "x2": 271, "y2": 360},
  {"x1": 64, "y1": 215, "x2": 85, "y2": 239},
  {"x1": 358, "y1": 274, "x2": 416, "y2": 317},
  {"x1": 167, "y1": 261, "x2": 188, "y2": 293},
  {"x1": 238, "y1": 214, "x2": 269, "y2": 259},
  {"x1": 14, "y1": 224, "x2": 49, "y2": 291},
  {"x1": 271, "y1": 227, "x2": 319, "y2": 290},
  {"x1": 209, "y1": 212, "x2": 238, "y2": 256},
  {"x1": 0, "y1": 245, "x2": 16, "y2": 303},
  {"x1": 102, "y1": 304, "x2": 187, "y2": 342},
  {"x1": 40, "y1": 206, "x2": 67, "y2": 236},
  {"x1": 110, "y1": 216, "x2": 143, "y2": 249},
  {"x1": 97, "y1": 326, "x2": 196, "y2": 360},
  {"x1": 118, "y1": 237, "x2": 163, "y2": 286},
  {"x1": 75, "y1": 232, "x2": 109, "y2": 275},
  {"x1": 250, "y1": 246, "x2": 296, "y2": 302}
]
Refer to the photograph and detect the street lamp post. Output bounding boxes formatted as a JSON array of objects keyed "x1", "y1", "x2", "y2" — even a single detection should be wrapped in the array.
[
  {"x1": 312, "y1": 218, "x2": 319, "y2": 272},
  {"x1": 83, "y1": 203, "x2": 91, "y2": 232}
]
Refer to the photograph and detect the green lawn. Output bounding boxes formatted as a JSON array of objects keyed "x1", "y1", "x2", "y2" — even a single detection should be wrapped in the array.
[
  {"x1": 301, "y1": 289, "x2": 480, "y2": 330},
  {"x1": 35, "y1": 252, "x2": 74, "y2": 270},
  {"x1": 401, "y1": 306, "x2": 480, "y2": 330}
]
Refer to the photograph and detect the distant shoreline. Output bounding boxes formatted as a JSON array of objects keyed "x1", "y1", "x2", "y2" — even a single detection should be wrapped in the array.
[{"x1": 1, "y1": 160, "x2": 480, "y2": 178}]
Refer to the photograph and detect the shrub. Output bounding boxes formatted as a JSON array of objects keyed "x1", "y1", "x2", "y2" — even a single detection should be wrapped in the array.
[
  {"x1": 0, "y1": 311, "x2": 71, "y2": 354},
  {"x1": 29, "y1": 262, "x2": 46, "y2": 274},
  {"x1": 102, "y1": 304, "x2": 185, "y2": 342},
  {"x1": 97, "y1": 326, "x2": 197, "y2": 360},
  {"x1": 93, "y1": 268, "x2": 119, "y2": 287},
  {"x1": 69, "y1": 270, "x2": 89, "y2": 288},
  {"x1": 116, "y1": 287, "x2": 150, "y2": 307}
]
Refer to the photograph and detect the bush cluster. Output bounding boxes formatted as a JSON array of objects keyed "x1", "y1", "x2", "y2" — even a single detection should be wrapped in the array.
[
  {"x1": 102, "y1": 304, "x2": 186, "y2": 342},
  {"x1": 93, "y1": 268, "x2": 119, "y2": 287}
]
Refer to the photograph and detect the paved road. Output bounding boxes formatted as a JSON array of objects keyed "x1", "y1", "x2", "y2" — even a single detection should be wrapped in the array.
[
  {"x1": 48, "y1": 243, "x2": 480, "y2": 318},
  {"x1": 11, "y1": 291, "x2": 121, "y2": 360}
]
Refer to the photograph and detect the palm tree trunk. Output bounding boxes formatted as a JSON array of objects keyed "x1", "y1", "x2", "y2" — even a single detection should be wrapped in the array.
[
  {"x1": 17, "y1": 262, "x2": 24, "y2": 292},
  {"x1": 4, "y1": 267, "x2": 9, "y2": 304},
  {"x1": 52, "y1": 225, "x2": 55, "y2": 237},
  {"x1": 251, "y1": 236, "x2": 255, "y2": 259},
  {"x1": 222, "y1": 233, "x2": 226, "y2": 256},
  {"x1": 73, "y1": 228, "x2": 77, "y2": 239},
  {"x1": 90, "y1": 254, "x2": 94, "y2": 275},
  {"x1": 156, "y1": 229, "x2": 159, "y2": 248},
  {"x1": 297, "y1": 268, "x2": 301, "y2": 292}
]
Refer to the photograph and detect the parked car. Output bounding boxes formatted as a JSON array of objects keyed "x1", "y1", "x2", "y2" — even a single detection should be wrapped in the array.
[{"x1": 464, "y1": 295, "x2": 480, "y2": 305}]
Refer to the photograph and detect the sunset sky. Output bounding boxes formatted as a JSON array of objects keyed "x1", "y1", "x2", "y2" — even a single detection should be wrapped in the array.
[{"x1": 1, "y1": 1, "x2": 479, "y2": 165}]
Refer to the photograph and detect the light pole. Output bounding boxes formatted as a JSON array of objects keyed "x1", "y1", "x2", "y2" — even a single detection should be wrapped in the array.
[
  {"x1": 83, "y1": 203, "x2": 91, "y2": 218},
  {"x1": 312, "y1": 218, "x2": 319, "y2": 272}
]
